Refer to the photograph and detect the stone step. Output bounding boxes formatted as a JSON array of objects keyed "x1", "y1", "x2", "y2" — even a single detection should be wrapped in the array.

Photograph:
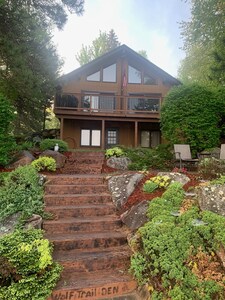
[
  {"x1": 54, "y1": 249, "x2": 130, "y2": 272},
  {"x1": 45, "y1": 231, "x2": 128, "y2": 251},
  {"x1": 47, "y1": 270, "x2": 137, "y2": 300},
  {"x1": 46, "y1": 174, "x2": 105, "y2": 185},
  {"x1": 43, "y1": 216, "x2": 122, "y2": 234},
  {"x1": 44, "y1": 193, "x2": 112, "y2": 206},
  {"x1": 45, "y1": 203, "x2": 116, "y2": 219},
  {"x1": 45, "y1": 184, "x2": 108, "y2": 195},
  {"x1": 61, "y1": 167, "x2": 103, "y2": 175}
]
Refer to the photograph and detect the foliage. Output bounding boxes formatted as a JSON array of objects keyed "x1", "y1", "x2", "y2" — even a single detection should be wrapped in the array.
[
  {"x1": 31, "y1": 157, "x2": 56, "y2": 172},
  {"x1": 0, "y1": 229, "x2": 62, "y2": 300},
  {"x1": 76, "y1": 29, "x2": 121, "y2": 65},
  {"x1": 0, "y1": 165, "x2": 44, "y2": 222},
  {"x1": 105, "y1": 146, "x2": 125, "y2": 158},
  {"x1": 143, "y1": 175, "x2": 171, "y2": 194},
  {"x1": 210, "y1": 175, "x2": 225, "y2": 185},
  {"x1": 161, "y1": 84, "x2": 224, "y2": 155},
  {"x1": 179, "y1": 0, "x2": 225, "y2": 86},
  {"x1": 143, "y1": 181, "x2": 158, "y2": 193},
  {"x1": 0, "y1": 94, "x2": 17, "y2": 166},
  {"x1": 126, "y1": 145, "x2": 173, "y2": 171},
  {"x1": 0, "y1": 0, "x2": 84, "y2": 134},
  {"x1": 198, "y1": 157, "x2": 225, "y2": 180},
  {"x1": 130, "y1": 182, "x2": 225, "y2": 299},
  {"x1": 40, "y1": 139, "x2": 68, "y2": 152}
]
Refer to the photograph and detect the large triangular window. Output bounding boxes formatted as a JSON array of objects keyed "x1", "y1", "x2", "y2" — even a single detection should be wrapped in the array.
[
  {"x1": 128, "y1": 66, "x2": 141, "y2": 84},
  {"x1": 87, "y1": 71, "x2": 100, "y2": 81}
]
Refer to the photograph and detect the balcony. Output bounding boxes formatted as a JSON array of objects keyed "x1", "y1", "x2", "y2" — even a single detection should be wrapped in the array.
[{"x1": 54, "y1": 93, "x2": 161, "y2": 119}]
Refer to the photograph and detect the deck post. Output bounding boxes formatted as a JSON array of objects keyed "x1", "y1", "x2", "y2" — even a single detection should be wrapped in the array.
[
  {"x1": 134, "y1": 121, "x2": 138, "y2": 147},
  {"x1": 101, "y1": 119, "x2": 105, "y2": 150},
  {"x1": 60, "y1": 117, "x2": 64, "y2": 140}
]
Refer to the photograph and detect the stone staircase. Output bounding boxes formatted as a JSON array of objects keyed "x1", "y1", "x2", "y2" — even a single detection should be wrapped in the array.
[{"x1": 43, "y1": 152, "x2": 138, "y2": 300}]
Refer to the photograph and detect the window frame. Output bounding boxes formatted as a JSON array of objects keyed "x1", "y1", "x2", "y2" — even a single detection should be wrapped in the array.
[{"x1": 80, "y1": 129, "x2": 101, "y2": 147}]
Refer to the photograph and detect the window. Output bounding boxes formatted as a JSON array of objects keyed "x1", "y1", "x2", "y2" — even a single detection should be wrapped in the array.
[
  {"x1": 128, "y1": 66, "x2": 141, "y2": 84},
  {"x1": 144, "y1": 74, "x2": 157, "y2": 85},
  {"x1": 128, "y1": 97, "x2": 160, "y2": 111},
  {"x1": 81, "y1": 129, "x2": 101, "y2": 146},
  {"x1": 81, "y1": 93, "x2": 115, "y2": 111},
  {"x1": 87, "y1": 71, "x2": 100, "y2": 81},
  {"x1": 103, "y1": 64, "x2": 116, "y2": 82},
  {"x1": 141, "y1": 131, "x2": 160, "y2": 148}
]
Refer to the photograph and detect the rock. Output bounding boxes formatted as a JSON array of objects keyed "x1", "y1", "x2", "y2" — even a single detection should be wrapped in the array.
[
  {"x1": 24, "y1": 214, "x2": 42, "y2": 230},
  {"x1": 108, "y1": 173, "x2": 144, "y2": 210},
  {"x1": 106, "y1": 157, "x2": 131, "y2": 170},
  {"x1": 40, "y1": 150, "x2": 66, "y2": 169},
  {"x1": 9, "y1": 150, "x2": 35, "y2": 169},
  {"x1": 0, "y1": 212, "x2": 21, "y2": 237},
  {"x1": 216, "y1": 245, "x2": 225, "y2": 268},
  {"x1": 158, "y1": 172, "x2": 190, "y2": 186},
  {"x1": 197, "y1": 184, "x2": 225, "y2": 216},
  {"x1": 121, "y1": 200, "x2": 149, "y2": 230}
]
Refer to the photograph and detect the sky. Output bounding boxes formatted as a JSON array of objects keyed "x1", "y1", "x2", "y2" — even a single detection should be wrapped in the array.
[{"x1": 52, "y1": 0, "x2": 191, "y2": 78}]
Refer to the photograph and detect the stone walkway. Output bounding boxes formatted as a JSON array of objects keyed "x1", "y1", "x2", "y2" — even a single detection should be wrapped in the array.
[{"x1": 43, "y1": 152, "x2": 139, "y2": 300}]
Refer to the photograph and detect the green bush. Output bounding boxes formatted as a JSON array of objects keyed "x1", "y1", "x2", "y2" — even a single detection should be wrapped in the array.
[
  {"x1": 130, "y1": 182, "x2": 225, "y2": 299},
  {"x1": 0, "y1": 229, "x2": 62, "y2": 300},
  {"x1": 105, "y1": 146, "x2": 125, "y2": 158},
  {"x1": 198, "y1": 157, "x2": 225, "y2": 179},
  {"x1": 40, "y1": 139, "x2": 68, "y2": 152},
  {"x1": 0, "y1": 94, "x2": 17, "y2": 166},
  {"x1": 31, "y1": 156, "x2": 56, "y2": 172},
  {"x1": 0, "y1": 165, "x2": 44, "y2": 222},
  {"x1": 143, "y1": 175, "x2": 171, "y2": 193},
  {"x1": 143, "y1": 180, "x2": 158, "y2": 193}
]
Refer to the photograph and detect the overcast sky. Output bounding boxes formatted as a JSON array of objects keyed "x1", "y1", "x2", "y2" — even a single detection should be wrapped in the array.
[{"x1": 52, "y1": 0, "x2": 191, "y2": 78}]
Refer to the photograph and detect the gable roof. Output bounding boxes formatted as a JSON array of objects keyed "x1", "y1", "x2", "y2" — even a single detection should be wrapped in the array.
[{"x1": 59, "y1": 44, "x2": 180, "y2": 85}]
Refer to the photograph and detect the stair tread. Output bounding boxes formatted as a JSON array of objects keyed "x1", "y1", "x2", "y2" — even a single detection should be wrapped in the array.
[
  {"x1": 45, "y1": 203, "x2": 114, "y2": 209},
  {"x1": 44, "y1": 215, "x2": 120, "y2": 223},
  {"x1": 45, "y1": 231, "x2": 127, "y2": 241},
  {"x1": 44, "y1": 193, "x2": 111, "y2": 197}
]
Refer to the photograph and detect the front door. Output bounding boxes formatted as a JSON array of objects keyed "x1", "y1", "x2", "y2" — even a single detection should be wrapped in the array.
[{"x1": 106, "y1": 129, "x2": 118, "y2": 148}]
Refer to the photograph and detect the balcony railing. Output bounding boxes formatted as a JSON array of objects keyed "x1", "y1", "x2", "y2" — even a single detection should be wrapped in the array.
[{"x1": 54, "y1": 93, "x2": 161, "y2": 118}]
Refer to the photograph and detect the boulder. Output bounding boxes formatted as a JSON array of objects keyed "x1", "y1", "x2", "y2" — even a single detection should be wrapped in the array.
[
  {"x1": 197, "y1": 184, "x2": 225, "y2": 216},
  {"x1": 0, "y1": 212, "x2": 21, "y2": 237},
  {"x1": 158, "y1": 172, "x2": 190, "y2": 186},
  {"x1": 40, "y1": 150, "x2": 66, "y2": 169},
  {"x1": 106, "y1": 157, "x2": 131, "y2": 170},
  {"x1": 24, "y1": 214, "x2": 42, "y2": 230},
  {"x1": 108, "y1": 173, "x2": 144, "y2": 210},
  {"x1": 9, "y1": 150, "x2": 35, "y2": 169},
  {"x1": 121, "y1": 200, "x2": 149, "y2": 230}
]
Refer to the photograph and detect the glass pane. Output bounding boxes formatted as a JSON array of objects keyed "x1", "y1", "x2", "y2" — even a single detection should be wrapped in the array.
[
  {"x1": 141, "y1": 131, "x2": 150, "y2": 147},
  {"x1": 151, "y1": 131, "x2": 160, "y2": 148},
  {"x1": 100, "y1": 95, "x2": 115, "y2": 110},
  {"x1": 107, "y1": 130, "x2": 117, "y2": 145},
  {"x1": 144, "y1": 74, "x2": 156, "y2": 85},
  {"x1": 87, "y1": 71, "x2": 100, "y2": 81},
  {"x1": 92, "y1": 130, "x2": 101, "y2": 146},
  {"x1": 145, "y1": 98, "x2": 160, "y2": 111},
  {"x1": 103, "y1": 64, "x2": 116, "y2": 82},
  {"x1": 82, "y1": 96, "x2": 90, "y2": 108},
  {"x1": 91, "y1": 96, "x2": 99, "y2": 110},
  {"x1": 128, "y1": 66, "x2": 141, "y2": 84},
  {"x1": 81, "y1": 130, "x2": 90, "y2": 146}
]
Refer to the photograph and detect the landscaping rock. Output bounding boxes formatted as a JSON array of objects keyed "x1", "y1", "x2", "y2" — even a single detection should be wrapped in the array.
[
  {"x1": 9, "y1": 150, "x2": 35, "y2": 169},
  {"x1": 106, "y1": 157, "x2": 131, "y2": 170},
  {"x1": 108, "y1": 173, "x2": 144, "y2": 210},
  {"x1": 24, "y1": 214, "x2": 42, "y2": 230},
  {"x1": 40, "y1": 150, "x2": 66, "y2": 169},
  {"x1": 197, "y1": 184, "x2": 225, "y2": 216},
  {"x1": 0, "y1": 212, "x2": 21, "y2": 237},
  {"x1": 158, "y1": 172, "x2": 190, "y2": 186},
  {"x1": 121, "y1": 200, "x2": 149, "y2": 230}
]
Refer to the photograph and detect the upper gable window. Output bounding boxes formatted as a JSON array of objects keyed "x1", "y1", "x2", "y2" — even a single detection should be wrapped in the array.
[
  {"x1": 87, "y1": 71, "x2": 100, "y2": 81},
  {"x1": 144, "y1": 74, "x2": 157, "y2": 85},
  {"x1": 128, "y1": 66, "x2": 141, "y2": 84},
  {"x1": 103, "y1": 64, "x2": 116, "y2": 82}
]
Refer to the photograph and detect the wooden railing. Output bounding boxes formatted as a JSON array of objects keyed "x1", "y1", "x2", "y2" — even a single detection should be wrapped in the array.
[{"x1": 54, "y1": 93, "x2": 161, "y2": 118}]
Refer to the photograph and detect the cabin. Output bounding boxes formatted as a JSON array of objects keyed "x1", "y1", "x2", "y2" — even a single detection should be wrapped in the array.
[{"x1": 54, "y1": 44, "x2": 180, "y2": 150}]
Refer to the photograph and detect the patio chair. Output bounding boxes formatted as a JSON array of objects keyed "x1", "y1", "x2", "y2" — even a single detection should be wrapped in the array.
[
  {"x1": 220, "y1": 144, "x2": 225, "y2": 160},
  {"x1": 174, "y1": 144, "x2": 199, "y2": 169}
]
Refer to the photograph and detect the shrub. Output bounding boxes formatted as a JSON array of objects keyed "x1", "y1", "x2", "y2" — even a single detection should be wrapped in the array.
[
  {"x1": 105, "y1": 146, "x2": 125, "y2": 158},
  {"x1": 31, "y1": 157, "x2": 56, "y2": 172},
  {"x1": 143, "y1": 175, "x2": 171, "y2": 193},
  {"x1": 198, "y1": 157, "x2": 225, "y2": 179},
  {"x1": 40, "y1": 139, "x2": 68, "y2": 152},
  {"x1": 143, "y1": 181, "x2": 158, "y2": 193},
  {"x1": 0, "y1": 94, "x2": 17, "y2": 166},
  {"x1": 130, "y1": 182, "x2": 225, "y2": 299},
  {"x1": 0, "y1": 229, "x2": 62, "y2": 300},
  {"x1": 0, "y1": 165, "x2": 44, "y2": 222}
]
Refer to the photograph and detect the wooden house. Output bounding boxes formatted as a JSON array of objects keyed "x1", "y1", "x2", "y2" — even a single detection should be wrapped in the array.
[{"x1": 54, "y1": 44, "x2": 180, "y2": 149}]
